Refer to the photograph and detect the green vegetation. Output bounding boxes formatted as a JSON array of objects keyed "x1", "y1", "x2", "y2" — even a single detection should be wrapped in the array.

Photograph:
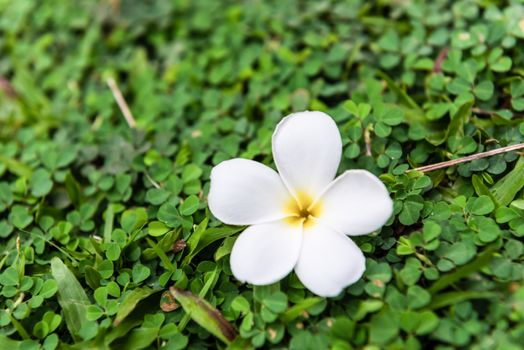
[{"x1": 1, "y1": 0, "x2": 524, "y2": 349}]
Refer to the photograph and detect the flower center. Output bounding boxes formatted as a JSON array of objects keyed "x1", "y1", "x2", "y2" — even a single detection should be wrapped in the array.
[{"x1": 284, "y1": 191, "x2": 322, "y2": 228}]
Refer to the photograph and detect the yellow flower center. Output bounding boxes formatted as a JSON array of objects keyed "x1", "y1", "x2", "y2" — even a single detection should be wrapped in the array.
[{"x1": 284, "y1": 191, "x2": 323, "y2": 228}]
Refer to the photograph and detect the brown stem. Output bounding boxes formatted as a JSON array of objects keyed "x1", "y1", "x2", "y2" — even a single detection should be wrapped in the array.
[
  {"x1": 410, "y1": 143, "x2": 524, "y2": 173},
  {"x1": 0, "y1": 76, "x2": 17, "y2": 98},
  {"x1": 433, "y1": 48, "x2": 449, "y2": 73}
]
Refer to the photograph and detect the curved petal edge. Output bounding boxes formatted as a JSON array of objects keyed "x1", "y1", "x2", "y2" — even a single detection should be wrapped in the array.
[
  {"x1": 230, "y1": 220, "x2": 302, "y2": 285},
  {"x1": 295, "y1": 223, "x2": 365, "y2": 297},
  {"x1": 272, "y1": 111, "x2": 342, "y2": 201},
  {"x1": 208, "y1": 158, "x2": 291, "y2": 225},
  {"x1": 316, "y1": 169, "x2": 393, "y2": 236}
]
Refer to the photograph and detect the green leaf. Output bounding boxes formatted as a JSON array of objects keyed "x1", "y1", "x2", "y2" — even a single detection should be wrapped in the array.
[
  {"x1": 147, "y1": 220, "x2": 170, "y2": 237},
  {"x1": 448, "y1": 100, "x2": 473, "y2": 139},
  {"x1": 121, "y1": 207, "x2": 148, "y2": 234},
  {"x1": 146, "y1": 238, "x2": 177, "y2": 272},
  {"x1": 491, "y1": 157, "x2": 524, "y2": 206},
  {"x1": 428, "y1": 291, "x2": 498, "y2": 310},
  {"x1": 457, "y1": 60, "x2": 477, "y2": 84},
  {"x1": 491, "y1": 56, "x2": 512, "y2": 72},
  {"x1": 0, "y1": 266, "x2": 19, "y2": 286},
  {"x1": 262, "y1": 292, "x2": 288, "y2": 314},
  {"x1": 104, "y1": 242, "x2": 121, "y2": 261},
  {"x1": 0, "y1": 155, "x2": 32, "y2": 178},
  {"x1": 214, "y1": 236, "x2": 237, "y2": 261},
  {"x1": 86, "y1": 305, "x2": 104, "y2": 321},
  {"x1": 475, "y1": 216, "x2": 501, "y2": 243},
  {"x1": 157, "y1": 203, "x2": 184, "y2": 228},
  {"x1": 414, "y1": 311, "x2": 439, "y2": 335},
  {"x1": 376, "y1": 71, "x2": 421, "y2": 111},
  {"x1": 330, "y1": 317, "x2": 355, "y2": 341},
  {"x1": 132, "y1": 263, "x2": 150, "y2": 283},
  {"x1": 65, "y1": 171, "x2": 82, "y2": 206},
  {"x1": 182, "y1": 164, "x2": 203, "y2": 183},
  {"x1": 429, "y1": 244, "x2": 497, "y2": 294},
  {"x1": 473, "y1": 80, "x2": 494, "y2": 101},
  {"x1": 369, "y1": 310, "x2": 399, "y2": 345},
  {"x1": 39, "y1": 279, "x2": 58, "y2": 298},
  {"x1": 511, "y1": 199, "x2": 524, "y2": 211},
  {"x1": 366, "y1": 262, "x2": 392, "y2": 282},
  {"x1": 114, "y1": 327, "x2": 159, "y2": 350},
  {"x1": 407, "y1": 286, "x2": 431, "y2": 309},
  {"x1": 50, "y1": 257, "x2": 91, "y2": 340},
  {"x1": 495, "y1": 206, "x2": 520, "y2": 223},
  {"x1": 182, "y1": 225, "x2": 243, "y2": 266},
  {"x1": 399, "y1": 197, "x2": 424, "y2": 225},
  {"x1": 280, "y1": 298, "x2": 322, "y2": 323},
  {"x1": 512, "y1": 97, "x2": 524, "y2": 111},
  {"x1": 97, "y1": 260, "x2": 114, "y2": 279},
  {"x1": 145, "y1": 188, "x2": 170, "y2": 205},
  {"x1": 43, "y1": 311, "x2": 62, "y2": 333},
  {"x1": 377, "y1": 105, "x2": 404, "y2": 126},
  {"x1": 230, "y1": 296, "x2": 250, "y2": 314},
  {"x1": 170, "y1": 287, "x2": 237, "y2": 344},
  {"x1": 30, "y1": 168, "x2": 53, "y2": 197},
  {"x1": 0, "y1": 335, "x2": 26, "y2": 350},
  {"x1": 113, "y1": 287, "x2": 158, "y2": 326},
  {"x1": 0, "y1": 182, "x2": 13, "y2": 212},
  {"x1": 443, "y1": 242, "x2": 476, "y2": 265},
  {"x1": 467, "y1": 195, "x2": 495, "y2": 215},
  {"x1": 374, "y1": 121, "x2": 391, "y2": 137},
  {"x1": 422, "y1": 220, "x2": 441, "y2": 242},
  {"x1": 179, "y1": 195, "x2": 199, "y2": 216},
  {"x1": 471, "y1": 174, "x2": 498, "y2": 204},
  {"x1": 9, "y1": 205, "x2": 33, "y2": 229}
]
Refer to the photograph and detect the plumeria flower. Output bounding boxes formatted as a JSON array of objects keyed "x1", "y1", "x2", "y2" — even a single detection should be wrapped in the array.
[{"x1": 208, "y1": 111, "x2": 393, "y2": 297}]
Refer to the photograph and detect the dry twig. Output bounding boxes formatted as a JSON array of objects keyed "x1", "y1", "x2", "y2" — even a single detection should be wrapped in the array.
[
  {"x1": 433, "y1": 48, "x2": 449, "y2": 73},
  {"x1": 364, "y1": 127, "x2": 372, "y2": 156},
  {"x1": 107, "y1": 77, "x2": 136, "y2": 129},
  {"x1": 411, "y1": 143, "x2": 524, "y2": 173}
]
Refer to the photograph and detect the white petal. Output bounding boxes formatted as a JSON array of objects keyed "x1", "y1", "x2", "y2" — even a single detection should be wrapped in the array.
[
  {"x1": 208, "y1": 159, "x2": 291, "y2": 225},
  {"x1": 295, "y1": 223, "x2": 365, "y2": 297},
  {"x1": 272, "y1": 111, "x2": 342, "y2": 199},
  {"x1": 230, "y1": 220, "x2": 302, "y2": 285},
  {"x1": 317, "y1": 170, "x2": 393, "y2": 236}
]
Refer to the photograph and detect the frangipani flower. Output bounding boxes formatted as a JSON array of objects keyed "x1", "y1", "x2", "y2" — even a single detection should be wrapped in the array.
[{"x1": 208, "y1": 111, "x2": 393, "y2": 297}]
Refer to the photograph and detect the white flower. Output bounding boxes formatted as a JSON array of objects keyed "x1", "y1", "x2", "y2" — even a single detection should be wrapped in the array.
[{"x1": 208, "y1": 111, "x2": 393, "y2": 297}]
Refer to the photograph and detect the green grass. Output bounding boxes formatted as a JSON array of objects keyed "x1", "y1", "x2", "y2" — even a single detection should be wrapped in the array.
[{"x1": 1, "y1": 0, "x2": 524, "y2": 349}]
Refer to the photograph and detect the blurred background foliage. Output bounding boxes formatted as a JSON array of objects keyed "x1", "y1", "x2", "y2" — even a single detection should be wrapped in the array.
[{"x1": 1, "y1": 0, "x2": 524, "y2": 349}]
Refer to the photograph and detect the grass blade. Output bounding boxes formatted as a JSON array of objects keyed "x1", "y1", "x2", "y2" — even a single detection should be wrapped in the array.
[
  {"x1": 427, "y1": 291, "x2": 498, "y2": 310},
  {"x1": 280, "y1": 297, "x2": 322, "y2": 323},
  {"x1": 182, "y1": 225, "x2": 243, "y2": 266},
  {"x1": 428, "y1": 244, "x2": 497, "y2": 294},
  {"x1": 113, "y1": 287, "x2": 158, "y2": 326},
  {"x1": 170, "y1": 287, "x2": 237, "y2": 344},
  {"x1": 491, "y1": 156, "x2": 524, "y2": 206},
  {"x1": 0, "y1": 335, "x2": 25, "y2": 349},
  {"x1": 51, "y1": 257, "x2": 91, "y2": 340}
]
